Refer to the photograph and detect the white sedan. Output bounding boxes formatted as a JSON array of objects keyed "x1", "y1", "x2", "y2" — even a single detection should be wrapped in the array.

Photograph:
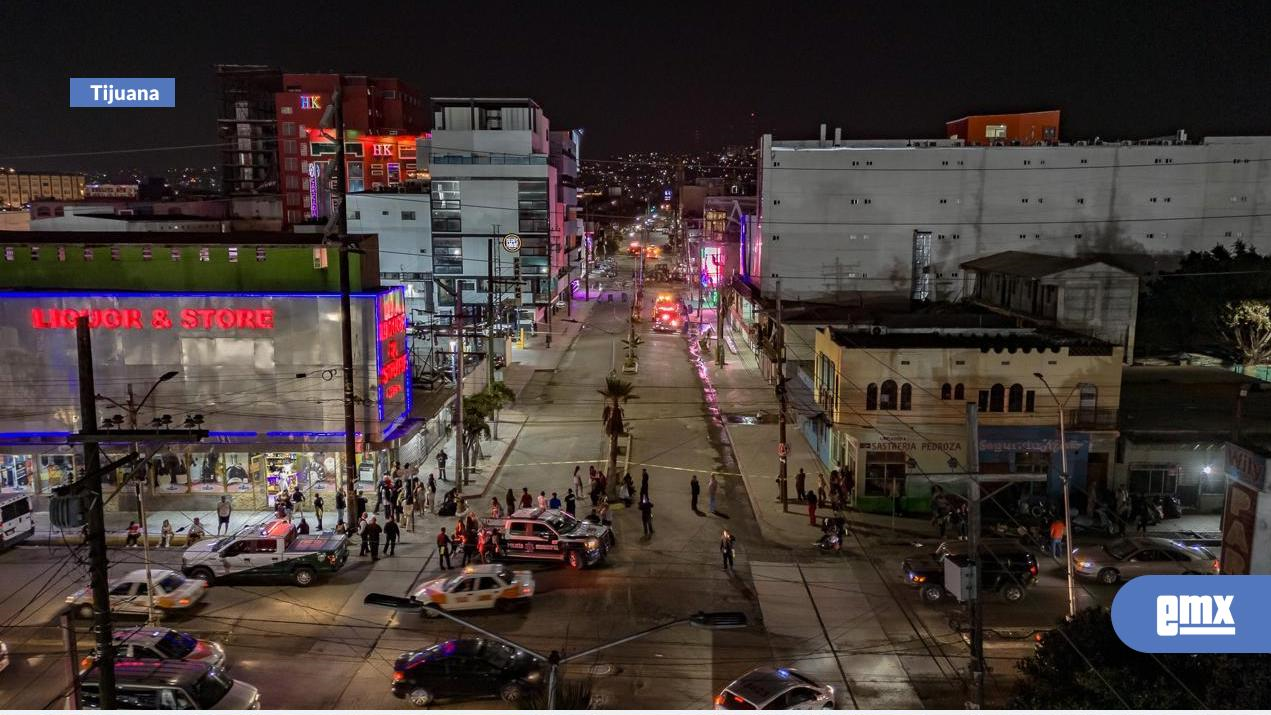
[
  {"x1": 412, "y1": 564, "x2": 534, "y2": 614},
  {"x1": 67, "y1": 569, "x2": 206, "y2": 619}
]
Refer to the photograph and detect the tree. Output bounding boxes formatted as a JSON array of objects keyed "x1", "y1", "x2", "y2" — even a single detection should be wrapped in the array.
[
  {"x1": 460, "y1": 409, "x2": 492, "y2": 476},
  {"x1": 481, "y1": 381, "x2": 516, "y2": 439},
  {"x1": 1223, "y1": 300, "x2": 1271, "y2": 374},
  {"x1": 1011, "y1": 607, "x2": 1271, "y2": 709},
  {"x1": 597, "y1": 375, "x2": 637, "y2": 497}
]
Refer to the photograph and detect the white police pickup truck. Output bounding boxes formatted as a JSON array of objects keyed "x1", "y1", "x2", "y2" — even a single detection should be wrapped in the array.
[
  {"x1": 181, "y1": 520, "x2": 349, "y2": 587},
  {"x1": 484, "y1": 508, "x2": 614, "y2": 569}
]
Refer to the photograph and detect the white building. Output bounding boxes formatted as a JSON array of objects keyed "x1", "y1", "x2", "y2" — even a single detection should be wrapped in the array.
[{"x1": 748, "y1": 129, "x2": 1271, "y2": 304}]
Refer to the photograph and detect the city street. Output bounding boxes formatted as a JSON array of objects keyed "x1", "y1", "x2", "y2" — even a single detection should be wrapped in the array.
[{"x1": 0, "y1": 248, "x2": 1119, "y2": 710}]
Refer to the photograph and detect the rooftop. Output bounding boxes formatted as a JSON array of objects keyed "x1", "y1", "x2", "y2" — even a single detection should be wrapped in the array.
[
  {"x1": 959, "y1": 251, "x2": 1139, "y2": 278},
  {"x1": 1120, "y1": 366, "x2": 1271, "y2": 440},
  {"x1": 4, "y1": 230, "x2": 375, "y2": 246},
  {"x1": 826, "y1": 327, "x2": 1114, "y2": 352}
]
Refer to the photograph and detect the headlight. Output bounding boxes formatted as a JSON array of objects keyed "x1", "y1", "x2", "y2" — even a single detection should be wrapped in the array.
[
  {"x1": 585, "y1": 538, "x2": 600, "y2": 550},
  {"x1": 525, "y1": 671, "x2": 542, "y2": 683},
  {"x1": 1077, "y1": 561, "x2": 1093, "y2": 569}
]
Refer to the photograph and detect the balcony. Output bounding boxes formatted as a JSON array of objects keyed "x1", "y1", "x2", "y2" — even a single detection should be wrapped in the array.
[{"x1": 1066, "y1": 407, "x2": 1118, "y2": 430}]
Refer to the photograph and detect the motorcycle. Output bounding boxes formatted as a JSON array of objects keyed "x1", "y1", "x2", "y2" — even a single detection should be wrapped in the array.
[
  {"x1": 815, "y1": 516, "x2": 847, "y2": 552},
  {"x1": 1071, "y1": 504, "x2": 1126, "y2": 536}
]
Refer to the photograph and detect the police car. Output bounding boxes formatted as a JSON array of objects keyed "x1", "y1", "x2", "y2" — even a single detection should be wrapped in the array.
[
  {"x1": 66, "y1": 570, "x2": 207, "y2": 619},
  {"x1": 412, "y1": 564, "x2": 535, "y2": 615},
  {"x1": 181, "y1": 519, "x2": 349, "y2": 587},
  {"x1": 486, "y1": 509, "x2": 613, "y2": 569}
]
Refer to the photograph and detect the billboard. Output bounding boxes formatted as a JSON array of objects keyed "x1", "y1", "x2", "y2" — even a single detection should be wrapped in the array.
[
  {"x1": 0, "y1": 289, "x2": 409, "y2": 443},
  {"x1": 1221, "y1": 442, "x2": 1270, "y2": 574}
]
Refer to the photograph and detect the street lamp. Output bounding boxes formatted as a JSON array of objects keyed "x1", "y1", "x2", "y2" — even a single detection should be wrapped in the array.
[
  {"x1": 364, "y1": 593, "x2": 747, "y2": 708},
  {"x1": 1033, "y1": 372, "x2": 1078, "y2": 619}
]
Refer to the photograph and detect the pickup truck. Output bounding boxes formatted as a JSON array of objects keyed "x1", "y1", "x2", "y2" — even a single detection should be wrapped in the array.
[
  {"x1": 181, "y1": 520, "x2": 349, "y2": 587},
  {"x1": 484, "y1": 508, "x2": 614, "y2": 569}
]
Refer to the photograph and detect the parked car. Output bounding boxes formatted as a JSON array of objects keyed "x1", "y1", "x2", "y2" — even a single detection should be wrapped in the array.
[
  {"x1": 412, "y1": 564, "x2": 534, "y2": 614},
  {"x1": 80, "y1": 628, "x2": 226, "y2": 674},
  {"x1": 67, "y1": 570, "x2": 206, "y2": 619},
  {"x1": 181, "y1": 519, "x2": 348, "y2": 587},
  {"x1": 0, "y1": 493, "x2": 34, "y2": 548},
  {"x1": 391, "y1": 639, "x2": 543, "y2": 707},
  {"x1": 0, "y1": 640, "x2": 8, "y2": 673},
  {"x1": 715, "y1": 666, "x2": 835, "y2": 710},
  {"x1": 902, "y1": 539, "x2": 1038, "y2": 604},
  {"x1": 80, "y1": 660, "x2": 258, "y2": 709},
  {"x1": 1074, "y1": 537, "x2": 1219, "y2": 584}
]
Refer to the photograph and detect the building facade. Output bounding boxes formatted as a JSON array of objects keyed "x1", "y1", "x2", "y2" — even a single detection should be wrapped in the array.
[
  {"x1": 812, "y1": 322, "x2": 1123, "y2": 515},
  {"x1": 945, "y1": 110, "x2": 1061, "y2": 146},
  {"x1": 217, "y1": 65, "x2": 284, "y2": 197},
  {"x1": 0, "y1": 171, "x2": 86, "y2": 208},
  {"x1": 748, "y1": 125, "x2": 1271, "y2": 305}
]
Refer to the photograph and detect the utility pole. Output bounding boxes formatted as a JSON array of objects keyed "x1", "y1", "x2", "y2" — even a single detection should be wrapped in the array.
[
  {"x1": 328, "y1": 75, "x2": 360, "y2": 528},
  {"x1": 775, "y1": 277, "x2": 788, "y2": 512},
  {"x1": 60, "y1": 611, "x2": 81, "y2": 708},
  {"x1": 965, "y1": 402, "x2": 984, "y2": 709},
  {"x1": 488, "y1": 229, "x2": 497, "y2": 389},
  {"x1": 455, "y1": 289, "x2": 466, "y2": 486},
  {"x1": 76, "y1": 317, "x2": 116, "y2": 710},
  {"x1": 583, "y1": 232, "x2": 591, "y2": 303},
  {"x1": 1034, "y1": 372, "x2": 1078, "y2": 619}
]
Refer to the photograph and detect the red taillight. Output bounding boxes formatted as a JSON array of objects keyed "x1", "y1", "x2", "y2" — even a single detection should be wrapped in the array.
[
  {"x1": 80, "y1": 656, "x2": 93, "y2": 671},
  {"x1": 1213, "y1": 560, "x2": 1221, "y2": 572},
  {"x1": 392, "y1": 671, "x2": 405, "y2": 682},
  {"x1": 714, "y1": 695, "x2": 725, "y2": 706},
  {"x1": 1029, "y1": 564, "x2": 1038, "y2": 576}
]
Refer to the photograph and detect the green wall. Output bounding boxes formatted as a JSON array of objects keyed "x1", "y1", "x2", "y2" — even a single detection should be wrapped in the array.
[{"x1": 0, "y1": 244, "x2": 366, "y2": 291}]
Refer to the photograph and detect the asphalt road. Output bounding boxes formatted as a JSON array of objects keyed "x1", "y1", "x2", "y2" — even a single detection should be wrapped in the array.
[{"x1": 0, "y1": 248, "x2": 1123, "y2": 709}]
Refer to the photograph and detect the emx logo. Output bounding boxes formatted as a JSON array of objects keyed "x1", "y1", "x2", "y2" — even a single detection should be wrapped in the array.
[
  {"x1": 1156, "y1": 594, "x2": 1235, "y2": 636},
  {"x1": 1114, "y1": 576, "x2": 1270, "y2": 653}
]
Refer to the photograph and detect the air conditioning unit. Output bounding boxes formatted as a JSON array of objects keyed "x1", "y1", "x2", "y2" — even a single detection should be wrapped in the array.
[
  {"x1": 870, "y1": 325, "x2": 887, "y2": 336},
  {"x1": 312, "y1": 246, "x2": 329, "y2": 269}
]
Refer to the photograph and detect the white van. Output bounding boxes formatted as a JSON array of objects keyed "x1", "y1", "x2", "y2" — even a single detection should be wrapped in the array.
[{"x1": 0, "y1": 493, "x2": 33, "y2": 548}]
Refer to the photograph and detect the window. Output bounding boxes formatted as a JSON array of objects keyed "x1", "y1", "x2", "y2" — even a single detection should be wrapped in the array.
[
  {"x1": 431, "y1": 180, "x2": 461, "y2": 232},
  {"x1": 284, "y1": 157, "x2": 299, "y2": 172},
  {"x1": 978, "y1": 389, "x2": 989, "y2": 411},
  {"x1": 954, "y1": 384, "x2": 964, "y2": 400},
  {"x1": 255, "y1": 246, "x2": 266, "y2": 262},
  {"x1": 283, "y1": 139, "x2": 297, "y2": 155},
  {"x1": 1129, "y1": 464, "x2": 1178, "y2": 495},
  {"x1": 29, "y1": 246, "x2": 38, "y2": 262},
  {"x1": 899, "y1": 383, "x2": 912, "y2": 410},
  {"x1": 865, "y1": 383, "x2": 878, "y2": 411},
  {"x1": 985, "y1": 124, "x2": 1007, "y2": 139},
  {"x1": 1008, "y1": 384, "x2": 1024, "y2": 412},
  {"x1": 1015, "y1": 452, "x2": 1050, "y2": 474},
  {"x1": 83, "y1": 247, "x2": 93, "y2": 261},
  {"x1": 281, "y1": 122, "x2": 295, "y2": 136},
  {"x1": 227, "y1": 247, "x2": 238, "y2": 262},
  {"x1": 198, "y1": 247, "x2": 210, "y2": 262},
  {"x1": 433, "y1": 237, "x2": 462, "y2": 274},
  {"x1": 863, "y1": 451, "x2": 906, "y2": 497},
  {"x1": 941, "y1": 383, "x2": 952, "y2": 400},
  {"x1": 401, "y1": 211, "x2": 416, "y2": 221},
  {"x1": 170, "y1": 247, "x2": 181, "y2": 261},
  {"x1": 1025, "y1": 390, "x2": 1035, "y2": 413},
  {"x1": 518, "y1": 181, "x2": 549, "y2": 233},
  {"x1": 879, "y1": 380, "x2": 898, "y2": 410},
  {"x1": 989, "y1": 383, "x2": 1005, "y2": 412}
]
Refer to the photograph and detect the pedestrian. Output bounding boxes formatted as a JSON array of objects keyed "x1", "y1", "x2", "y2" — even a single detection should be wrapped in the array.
[
  {"x1": 125, "y1": 521, "x2": 141, "y2": 547},
  {"x1": 638, "y1": 495, "x2": 654, "y2": 536},
  {"x1": 437, "y1": 449, "x2": 448, "y2": 481},
  {"x1": 365, "y1": 516, "x2": 382, "y2": 560},
  {"x1": 795, "y1": 468, "x2": 807, "y2": 503},
  {"x1": 313, "y1": 493, "x2": 325, "y2": 530},
  {"x1": 292, "y1": 485, "x2": 304, "y2": 511},
  {"x1": 720, "y1": 529, "x2": 736, "y2": 571},
  {"x1": 549, "y1": 492, "x2": 561, "y2": 510},
  {"x1": 372, "y1": 478, "x2": 384, "y2": 514},
  {"x1": 358, "y1": 513, "x2": 371, "y2": 556},
  {"x1": 160, "y1": 519, "x2": 174, "y2": 548},
  {"x1": 505, "y1": 488, "x2": 515, "y2": 516},
  {"x1": 1049, "y1": 518, "x2": 1066, "y2": 558},
  {"x1": 565, "y1": 489, "x2": 577, "y2": 516},
  {"x1": 806, "y1": 489, "x2": 818, "y2": 526},
  {"x1": 297, "y1": 517, "x2": 311, "y2": 535},
  {"x1": 335, "y1": 491, "x2": 346, "y2": 529},
  {"x1": 426, "y1": 475, "x2": 437, "y2": 513},
  {"x1": 216, "y1": 496, "x2": 232, "y2": 535},
  {"x1": 690, "y1": 474, "x2": 701, "y2": 512},
  {"x1": 707, "y1": 474, "x2": 719, "y2": 513},
  {"x1": 537, "y1": 491, "x2": 548, "y2": 510},
  {"x1": 520, "y1": 487, "x2": 533, "y2": 509},
  {"x1": 618, "y1": 478, "x2": 631, "y2": 507},
  {"x1": 573, "y1": 466, "x2": 585, "y2": 499},
  {"x1": 436, "y1": 527, "x2": 452, "y2": 570},
  {"x1": 404, "y1": 474, "x2": 415, "y2": 510},
  {"x1": 462, "y1": 527, "x2": 477, "y2": 567},
  {"x1": 817, "y1": 473, "x2": 828, "y2": 507},
  {"x1": 384, "y1": 516, "x2": 400, "y2": 557},
  {"x1": 1115, "y1": 485, "x2": 1130, "y2": 520},
  {"x1": 392, "y1": 462, "x2": 402, "y2": 480},
  {"x1": 355, "y1": 491, "x2": 368, "y2": 523},
  {"x1": 640, "y1": 468, "x2": 650, "y2": 498},
  {"x1": 490, "y1": 497, "x2": 503, "y2": 519},
  {"x1": 186, "y1": 518, "x2": 205, "y2": 545},
  {"x1": 593, "y1": 495, "x2": 609, "y2": 525},
  {"x1": 1136, "y1": 509, "x2": 1150, "y2": 536},
  {"x1": 394, "y1": 487, "x2": 406, "y2": 522}
]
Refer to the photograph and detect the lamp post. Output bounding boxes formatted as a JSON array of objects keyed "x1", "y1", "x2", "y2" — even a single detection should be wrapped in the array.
[
  {"x1": 97, "y1": 370, "x2": 178, "y2": 625},
  {"x1": 1033, "y1": 372, "x2": 1078, "y2": 619},
  {"x1": 364, "y1": 594, "x2": 746, "y2": 708}
]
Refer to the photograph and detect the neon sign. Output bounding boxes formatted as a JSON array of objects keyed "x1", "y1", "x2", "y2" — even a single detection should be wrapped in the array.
[
  {"x1": 372, "y1": 144, "x2": 393, "y2": 157},
  {"x1": 376, "y1": 289, "x2": 409, "y2": 420},
  {"x1": 308, "y1": 161, "x2": 322, "y2": 218},
  {"x1": 30, "y1": 307, "x2": 275, "y2": 330},
  {"x1": 299, "y1": 95, "x2": 322, "y2": 110}
]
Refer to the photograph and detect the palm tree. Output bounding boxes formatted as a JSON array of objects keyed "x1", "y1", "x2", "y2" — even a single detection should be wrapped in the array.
[
  {"x1": 598, "y1": 375, "x2": 637, "y2": 497},
  {"x1": 461, "y1": 410, "x2": 492, "y2": 483}
]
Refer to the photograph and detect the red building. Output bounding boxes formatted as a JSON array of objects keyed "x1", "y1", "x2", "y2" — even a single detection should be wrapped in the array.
[
  {"x1": 945, "y1": 110, "x2": 1060, "y2": 146},
  {"x1": 274, "y1": 74, "x2": 428, "y2": 225}
]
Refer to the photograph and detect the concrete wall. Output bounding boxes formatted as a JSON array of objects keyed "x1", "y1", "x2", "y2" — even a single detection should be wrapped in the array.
[{"x1": 752, "y1": 135, "x2": 1271, "y2": 302}]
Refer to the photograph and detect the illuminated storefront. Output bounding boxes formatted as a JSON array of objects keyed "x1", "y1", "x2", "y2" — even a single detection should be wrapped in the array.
[{"x1": 0, "y1": 288, "x2": 412, "y2": 499}]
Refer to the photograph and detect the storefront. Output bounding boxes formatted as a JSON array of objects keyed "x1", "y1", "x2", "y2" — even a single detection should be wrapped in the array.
[
  {"x1": 849, "y1": 427, "x2": 969, "y2": 515},
  {"x1": 0, "y1": 289, "x2": 413, "y2": 505}
]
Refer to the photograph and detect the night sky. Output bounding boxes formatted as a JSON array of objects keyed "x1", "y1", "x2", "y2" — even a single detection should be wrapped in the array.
[{"x1": 2, "y1": 1, "x2": 1270, "y2": 172}]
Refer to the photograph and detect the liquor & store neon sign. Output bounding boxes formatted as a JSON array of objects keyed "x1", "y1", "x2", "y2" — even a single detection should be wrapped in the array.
[{"x1": 30, "y1": 307, "x2": 276, "y2": 330}]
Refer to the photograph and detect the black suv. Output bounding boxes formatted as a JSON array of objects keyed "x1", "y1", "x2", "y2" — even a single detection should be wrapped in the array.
[
  {"x1": 391, "y1": 639, "x2": 543, "y2": 707},
  {"x1": 902, "y1": 539, "x2": 1039, "y2": 604}
]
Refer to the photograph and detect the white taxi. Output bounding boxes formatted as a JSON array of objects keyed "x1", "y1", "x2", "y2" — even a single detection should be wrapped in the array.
[
  {"x1": 67, "y1": 569, "x2": 207, "y2": 619},
  {"x1": 412, "y1": 564, "x2": 535, "y2": 615}
]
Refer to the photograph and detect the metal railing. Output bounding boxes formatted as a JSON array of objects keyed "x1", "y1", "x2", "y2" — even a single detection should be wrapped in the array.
[{"x1": 1065, "y1": 407, "x2": 1118, "y2": 430}]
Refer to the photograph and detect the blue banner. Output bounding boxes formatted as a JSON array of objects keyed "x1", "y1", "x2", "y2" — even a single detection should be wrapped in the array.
[
  {"x1": 69, "y1": 78, "x2": 175, "y2": 108},
  {"x1": 1111, "y1": 575, "x2": 1271, "y2": 653}
]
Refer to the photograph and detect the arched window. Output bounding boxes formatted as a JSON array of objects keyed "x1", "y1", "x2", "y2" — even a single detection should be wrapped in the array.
[
  {"x1": 941, "y1": 383, "x2": 952, "y2": 400},
  {"x1": 1008, "y1": 384, "x2": 1024, "y2": 412},
  {"x1": 954, "y1": 383, "x2": 965, "y2": 400},
  {"x1": 865, "y1": 383, "x2": 878, "y2": 411},
  {"x1": 880, "y1": 380, "x2": 898, "y2": 410},
  {"x1": 900, "y1": 384, "x2": 913, "y2": 410},
  {"x1": 989, "y1": 383, "x2": 1005, "y2": 412}
]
